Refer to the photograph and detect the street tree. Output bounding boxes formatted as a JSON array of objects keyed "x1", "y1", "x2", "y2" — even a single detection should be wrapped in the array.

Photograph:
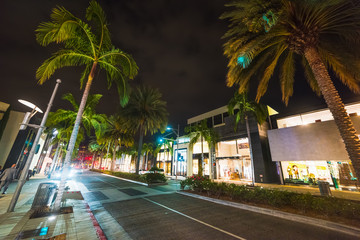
[
  {"x1": 104, "y1": 115, "x2": 134, "y2": 171},
  {"x1": 221, "y1": 0, "x2": 360, "y2": 180},
  {"x1": 228, "y1": 92, "x2": 268, "y2": 185},
  {"x1": 121, "y1": 86, "x2": 168, "y2": 174},
  {"x1": 185, "y1": 120, "x2": 218, "y2": 177},
  {"x1": 36, "y1": 1, "x2": 138, "y2": 212}
]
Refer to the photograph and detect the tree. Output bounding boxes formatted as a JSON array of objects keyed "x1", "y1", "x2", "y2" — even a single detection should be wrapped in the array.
[
  {"x1": 104, "y1": 115, "x2": 134, "y2": 171},
  {"x1": 36, "y1": 1, "x2": 138, "y2": 211},
  {"x1": 49, "y1": 93, "x2": 107, "y2": 140},
  {"x1": 185, "y1": 120, "x2": 218, "y2": 177},
  {"x1": 88, "y1": 139, "x2": 101, "y2": 169},
  {"x1": 142, "y1": 142, "x2": 155, "y2": 170},
  {"x1": 121, "y1": 86, "x2": 168, "y2": 174},
  {"x1": 221, "y1": 0, "x2": 360, "y2": 181},
  {"x1": 228, "y1": 92, "x2": 268, "y2": 185}
]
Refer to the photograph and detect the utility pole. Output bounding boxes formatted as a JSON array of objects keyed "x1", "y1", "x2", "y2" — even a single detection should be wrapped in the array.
[{"x1": 8, "y1": 79, "x2": 61, "y2": 212}]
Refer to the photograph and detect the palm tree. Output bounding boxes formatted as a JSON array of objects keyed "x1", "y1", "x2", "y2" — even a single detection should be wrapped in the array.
[
  {"x1": 88, "y1": 139, "x2": 101, "y2": 169},
  {"x1": 221, "y1": 0, "x2": 360, "y2": 180},
  {"x1": 121, "y1": 86, "x2": 168, "y2": 174},
  {"x1": 185, "y1": 120, "x2": 218, "y2": 177},
  {"x1": 228, "y1": 92, "x2": 268, "y2": 185},
  {"x1": 142, "y1": 142, "x2": 155, "y2": 170},
  {"x1": 49, "y1": 93, "x2": 107, "y2": 140},
  {"x1": 104, "y1": 115, "x2": 134, "y2": 171},
  {"x1": 157, "y1": 139, "x2": 174, "y2": 173},
  {"x1": 36, "y1": 1, "x2": 138, "y2": 211}
]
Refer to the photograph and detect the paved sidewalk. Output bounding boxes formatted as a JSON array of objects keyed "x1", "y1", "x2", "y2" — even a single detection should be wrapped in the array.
[{"x1": 0, "y1": 175, "x2": 101, "y2": 239}]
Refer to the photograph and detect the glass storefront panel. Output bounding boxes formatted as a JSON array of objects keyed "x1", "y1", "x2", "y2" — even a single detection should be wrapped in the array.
[
  {"x1": 192, "y1": 153, "x2": 209, "y2": 176},
  {"x1": 217, "y1": 158, "x2": 252, "y2": 180},
  {"x1": 280, "y1": 160, "x2": 357, "y2": 187},
  {"x1": 216, "y1": 138, "x2": 252, "y2": 182},
  {"x1": 175, "y1": 149, "x2": 187, "y2": 176}
]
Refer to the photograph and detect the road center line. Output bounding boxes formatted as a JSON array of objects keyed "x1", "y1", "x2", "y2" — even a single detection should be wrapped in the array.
[{"x1": 143, "y1": 197, "x2": 246, "y2": 240}]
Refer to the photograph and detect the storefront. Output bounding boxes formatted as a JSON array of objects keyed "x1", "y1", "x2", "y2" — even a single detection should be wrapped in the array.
[
  {"x1": 269, "y1": 109, "x2": 360, "y2": 189},
  {"x1": 157, "y1": 149, "x2": 172, "y2": 175},
  {"x1": 281, "y1": 160, "x2": 357, "y2": 188},
  {"x1": 174, "y1": 148, "x2": 187, "y2": 176},
  {"x1": 216, "y1": 138, "x2": 253, "y2": 182},
  {"x1": 192, "y1": 141, "x2": 209, "y2": 176}
]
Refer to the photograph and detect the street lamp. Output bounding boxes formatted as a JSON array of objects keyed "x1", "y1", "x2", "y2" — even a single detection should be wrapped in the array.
[
  {"x1": 18, "y1": 100, "x2": 43, "y2": 130},
  {"x1": 8, "y1": 79, "x2": 61, "y2": 212},
  {"x1": 165, "y1": 125, "x2": 180, "y2": 179}
]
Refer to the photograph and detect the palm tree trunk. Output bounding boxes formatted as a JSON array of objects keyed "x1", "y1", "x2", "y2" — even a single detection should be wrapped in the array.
[
  {"x1": 53, "y1": 62, "x2": 97, "y2": 212},
  {"x1": 111, "y1": 142, "x2": 118, "y2": 172},
  {"x1": 136, "y1": 125, "x2": 144, "y2": 174},
  {"x1": 145, "y1": 152, "x2": 148, "y2": 170},
  {"x1": 91, "y1": 152, "x2": 96, "y2": 170},
  {"x1": 99, "y1": 153, "x2": 103, "y2": 170},
  {"x1": 305, "y1": 47, "x2": 360, "y2": 183},
  {"x1": 245, "y1": 115, "x2": 255, "y2": 186},
  {"x1": 49, "y1": 143, "x2": 61, "y2": 175}
]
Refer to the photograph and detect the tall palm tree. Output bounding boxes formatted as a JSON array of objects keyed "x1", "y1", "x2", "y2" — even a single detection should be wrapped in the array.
[
  {"x1": 104, "y1": 115, "x2": 134, "y2": 171},
  {"x1": 185, "y1": 120, "x2": 218, "y2": 177},
  {"x1": 221, "y1": 0, "x2": 360, "y2": 180},
  {"x1": 228, "y1": 92, "x2": 268, "y2": 185},
  {"x1": 121, "y1": 86, "x2": 168, "y2": 174},
  {"x1": 36, "y1": 1, "x2": 138, "y2": 211}
]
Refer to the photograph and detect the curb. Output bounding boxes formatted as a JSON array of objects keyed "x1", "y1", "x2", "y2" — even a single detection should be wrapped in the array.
[
  {"x1": 85, "y1": 203, "x2": 107, "y2": 240},
  {"x1": 178, "y1": 191, "x2": 360, "y2": 237}
]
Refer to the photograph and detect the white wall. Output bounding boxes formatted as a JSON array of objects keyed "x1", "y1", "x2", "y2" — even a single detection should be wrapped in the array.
[{"x1": 268, "y1": 116, "x2": 360, "y2": 161}]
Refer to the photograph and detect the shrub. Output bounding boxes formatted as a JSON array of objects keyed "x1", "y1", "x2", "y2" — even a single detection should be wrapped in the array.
[
  {"x1": 179, "y1": 176, "x2": 360, "y2": 221},
  {"x1": 144, "y1": 172, "x2": 167, "y2": 184}
]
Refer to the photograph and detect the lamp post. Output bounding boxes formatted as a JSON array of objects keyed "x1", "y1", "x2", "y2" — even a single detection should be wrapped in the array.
[
  {"x1": 8, "y1": 79, "x2": 61, "y2": 212},
  {"x1": 165, "y1": 125, "x2": 180, "y2": 179}
]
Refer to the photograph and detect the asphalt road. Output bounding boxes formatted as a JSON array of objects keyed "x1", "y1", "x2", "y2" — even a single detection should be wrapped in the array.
[{"x1": 75, "y1": 171, "x2": 359, "y2": 240}]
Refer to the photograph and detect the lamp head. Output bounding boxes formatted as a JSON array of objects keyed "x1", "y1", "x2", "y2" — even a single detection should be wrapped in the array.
[{"x1": 18, "y1": 99, "x2": 43, "y2": 113}]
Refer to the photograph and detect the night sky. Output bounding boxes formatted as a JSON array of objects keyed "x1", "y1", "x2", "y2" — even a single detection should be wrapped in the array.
[{"x1": 1, "y1": 0, "x2": 359, "y2": 129}]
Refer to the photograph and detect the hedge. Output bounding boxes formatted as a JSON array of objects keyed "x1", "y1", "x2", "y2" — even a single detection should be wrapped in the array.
[{"x1": 180, "y1": 176, "x2": 360, "y2": 221}]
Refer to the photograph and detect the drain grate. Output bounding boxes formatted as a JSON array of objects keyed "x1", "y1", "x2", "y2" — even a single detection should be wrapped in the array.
[{"x1": 118, "y1": 188, "x2": 147, "y2": 196}]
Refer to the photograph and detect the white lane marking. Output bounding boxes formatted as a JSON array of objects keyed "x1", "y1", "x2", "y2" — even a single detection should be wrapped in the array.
[
  {"x1": 143, "y1": 197, "x2": 246, "y2": 240},
  {"x1": 101, "y1": 173, "x2": 148, "y2": 186}
]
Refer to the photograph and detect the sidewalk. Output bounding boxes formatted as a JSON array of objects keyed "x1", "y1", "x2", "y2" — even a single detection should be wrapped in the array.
[{"x1": 0, "y1": 175, "x2": 102, "y2": 239}]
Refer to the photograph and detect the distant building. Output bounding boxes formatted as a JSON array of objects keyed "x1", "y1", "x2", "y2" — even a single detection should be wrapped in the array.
[{"x1": 158, "y1": 106, "x2": 278, "y2": 183}]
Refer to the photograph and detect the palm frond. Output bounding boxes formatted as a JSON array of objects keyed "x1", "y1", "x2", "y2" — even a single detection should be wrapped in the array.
[{"x1": 36, "y1": 50, "x2": 93, "y2": 84}]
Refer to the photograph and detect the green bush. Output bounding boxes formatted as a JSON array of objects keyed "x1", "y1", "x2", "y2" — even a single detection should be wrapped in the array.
[
  {"x1": 144, "y1": 172, "x2": 167, "y2": 184},
  {"x1": 179, "y1": 176, "x2": 360, "y2": 220}
]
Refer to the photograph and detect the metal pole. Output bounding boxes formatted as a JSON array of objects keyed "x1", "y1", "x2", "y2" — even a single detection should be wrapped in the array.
[
  {"x1": 175, "y1": 124, "x2": 179, "y2": 180},
  {"x1": 8, "y1": 79, "x2": 61, "y2": 212}
]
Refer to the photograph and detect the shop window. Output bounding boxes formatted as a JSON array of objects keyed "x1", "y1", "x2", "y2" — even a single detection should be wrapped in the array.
[
  {"x1": 206, "y1": 117, "x2": 213, "y2": 128},
  {"x1": 213, "y1": 114, "x2": 223, "y2": 125}
]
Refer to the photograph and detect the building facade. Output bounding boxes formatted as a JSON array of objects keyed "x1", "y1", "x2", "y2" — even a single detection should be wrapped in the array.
[
  {"x1": 166, "y1": 106, "x2": 278, "y2": 183},
  {"x1": 268, "y1": 102, "x2": 360, "y2": 189}
]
